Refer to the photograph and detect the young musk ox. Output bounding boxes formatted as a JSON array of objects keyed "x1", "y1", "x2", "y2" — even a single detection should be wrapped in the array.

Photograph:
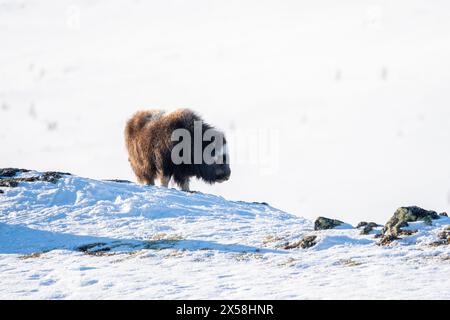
[{"x1": 125, "y1": 109, "x2": 230, "y2": 191}]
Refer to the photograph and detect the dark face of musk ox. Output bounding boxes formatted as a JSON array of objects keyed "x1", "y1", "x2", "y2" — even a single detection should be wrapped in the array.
[
  {"x1": 171, "y1": 124, "x2": 231, "y2": 184},
  {"x1": 199, "y1": 142, "x2": 231, "y2": 184}
]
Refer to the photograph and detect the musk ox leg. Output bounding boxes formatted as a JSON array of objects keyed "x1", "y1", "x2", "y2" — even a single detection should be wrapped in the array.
[
  {"x1": 160, "y1": 175, "x2": 171, "y2": 188},
  {"x1": 138, "y1": 178, "x2": 155, "y2": 186},
  {"x1": 173, "y1": 176, "x2": 190, "y2": 192},
  {"x1": 179, "y1": 179, "x2": 190, "y2": 192}
]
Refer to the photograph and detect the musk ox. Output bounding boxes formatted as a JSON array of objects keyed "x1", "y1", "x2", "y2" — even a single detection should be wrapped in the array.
[{"x1": 125, "y1": 108, "x2": 230, "y2": 191}]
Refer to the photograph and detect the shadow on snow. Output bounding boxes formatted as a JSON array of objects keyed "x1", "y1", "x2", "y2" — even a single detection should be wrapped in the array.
[{"x1": 0, "y1": 223, "x2": 284, "y2": 255}]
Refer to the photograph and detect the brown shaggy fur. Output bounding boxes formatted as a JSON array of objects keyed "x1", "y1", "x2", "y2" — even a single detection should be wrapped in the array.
[{"x1": 125, "y1": 109, "x2": 230, "y2": 191}]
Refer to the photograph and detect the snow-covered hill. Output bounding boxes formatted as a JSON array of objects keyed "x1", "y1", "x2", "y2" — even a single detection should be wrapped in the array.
[{"x1": 0, "y1": 169, "x2": 449, "y2": 299}]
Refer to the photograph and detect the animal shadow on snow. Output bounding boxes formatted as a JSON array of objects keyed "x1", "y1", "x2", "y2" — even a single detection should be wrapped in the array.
[{"x1": 0, "y1": 223, "x2": 284, "y2": 255}]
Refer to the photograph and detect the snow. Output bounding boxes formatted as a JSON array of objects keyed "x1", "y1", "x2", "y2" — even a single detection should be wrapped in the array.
[
  {"x1": 1, "y1": 171, "x2": 449, "y2": 299},
  {"x1": 1, "y1": 0, "x2": 450, "y2": 225}
]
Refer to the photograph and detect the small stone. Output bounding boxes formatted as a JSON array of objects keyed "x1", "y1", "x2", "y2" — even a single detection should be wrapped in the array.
[
  {"x1": 104, "y1": 179, "x2": 132, "y2": 183},
  {"x1": 314, "y1": 217, "x2": 344, "y2": 230},
  {"x1": 430, "y1": 239, "x2": 449, "y2": 247},
  {"x1": 398, "y1": 229, "x2": 418, "y2": 236},
  {"x1": 437, "y1": 230, "x2": 450, "y2": 240},
  {"x1": 356, "y1": 221, "x2": 368, "y2": 228},
  {"x1": 358, "y1": 222, "x2": 380, "y2": 235},
  {"x1": 439, "y1": 212, "x2": 448, "y2": 217},
  {"x1": 252, "y1": 201, "x2": 269, "y2": 206},
  {"x1": 283, "y1": 235, "x2": 317, "y2": 249},
  {"x1": 378, "y1": 235, "x2": 399, "y2": 246}
]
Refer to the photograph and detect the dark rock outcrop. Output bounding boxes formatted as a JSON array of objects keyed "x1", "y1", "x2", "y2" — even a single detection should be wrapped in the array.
[
  {"x1": 0, "y1": 169, "x2": 70, "y2": 188},
  {"x1": 314, "y1": 217, "x2": 344, "y2": 230},
  {"x1": 382, "y1": 206, "x2": 440, "y2": 237},
  {"x1": 356, "y1": 221, "x2": 369, "y2": 228},
  {"x1": 0, "y1": 168, "x2": 30, "y2": 177},
  {"x1": 362, "y1": 223, "x2": 380, "y2": 235},
  {"x1": 378, "y1": 206, "x2": 443, "y2": 245},
  {"x1": 357, "y1": 221, "x2": 381, "y2": 235},
  {"x1": 378, "y1": 235, "x2": 399, "y2": 246},
  {"x1": 283, "y1": 235, "x2": 317, "y2": 249}
]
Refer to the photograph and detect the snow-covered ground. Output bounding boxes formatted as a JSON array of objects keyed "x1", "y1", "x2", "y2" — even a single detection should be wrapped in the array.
[
  {"x1": 1, "y1": 0, "x2": 450, "y2": 224},
  {"x1": 1, "y1": 171, "x2": 449, "y2": 299}
]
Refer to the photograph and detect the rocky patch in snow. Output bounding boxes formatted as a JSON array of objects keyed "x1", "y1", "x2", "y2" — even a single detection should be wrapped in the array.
[
  {"x1": 356, "y1": 222, "x2": 382, "y2": 235},
  {"x1": 0, "y1": 168, "x2": 70, "y2": 188},
  {"x1": 314, "y1": 217, "x2": 346, "y2": 230},
  {"x1": 283, "y1": 235, "x2": 317, "y2": 249},
  {"x1": 378, "y1": 206, "x2": 447, "y2": 245}
]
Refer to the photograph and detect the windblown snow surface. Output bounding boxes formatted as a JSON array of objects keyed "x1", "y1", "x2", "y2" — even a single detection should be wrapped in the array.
[{"x1": 0, "y1": 171, "x2": 449, "y2": 299}]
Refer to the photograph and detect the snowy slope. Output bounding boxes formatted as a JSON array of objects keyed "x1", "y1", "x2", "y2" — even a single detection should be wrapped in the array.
[
  {"x1": 0, "y1": 171, "x2": 449, "y2": 299},
  {"x1": 1, "y1": 0, "x2": 450, "y2": 225}
]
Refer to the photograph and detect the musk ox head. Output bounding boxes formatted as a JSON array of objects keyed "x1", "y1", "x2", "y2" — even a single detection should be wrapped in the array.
[
  {"x1": 197, "y1": 136, "x2": 231, "y2": 184},
  {"x1": 171, "y1": 124, "x2": 231, "y2": 184}
]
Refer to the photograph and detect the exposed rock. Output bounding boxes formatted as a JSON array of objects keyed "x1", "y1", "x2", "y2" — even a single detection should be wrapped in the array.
[
  {"x1": 437, "y1": 229, "x2": 450, "y2": 240},
  {"x1": 0, "y1": 170, "x2": 70, "y2": 188},
  {"x1": 104, "y1": 179, "x2": 132, "y2": 183},
  {"x1": 440, "y1": 212, "x2": 448, "y2": 217},
  {"x1": 374, "y1": 233, "x2": 383, "y2": 239},
  {"x1": 378, "y1": 235, "x2": 399, "y2": 246},
  {"x1": 398, "y1": 229, "x2": 418, "y2": 236},
  {"x1": 382, "y1": 206, "x2": 440, "y2": 237},
  {"x1": 283, "y1": 235, "x2": 317, "y2": 249},
  {"x1": 0, "y1": 168, "x2": 30, "y2": 177},
  {"x1": 356, "y1": 221, "x2": 369, "y2": 228},
  {"x1": 429, "y1": 227, "x2": 450, "y2": 246},
  {"x1": 0, "y1": 189, "x2": 3, "y2": 194},
  {"x1": 430, "y1": 240, "x2": 449, "y2": 247},
  {"x1": 337, "y1": 258, "x2": 361, "y2": 267},
  {"x1": 430, "y1": 239, "x2": 449, "y2": 246},
  {"x1": 378, "y1": 206, "x2": 442, "y2": 245},
  {"x1": 253, "y1": 201, "x2": 269, "y2": 206},
  {"x1": 314, "y1": 217, "x2": 344, "y2": 230},
  {"x1": 357, "y1": 222, "x2": 380, "y2": 235},
  {"x1": 77, "y1": 243, "x2": 108, "y2": 253},
  {"x1": 262, "y1": 235, "x2": 285, "y2": 245},
  {"x1": 0, "y1": 179, "x2": 19, "y2": 187}
]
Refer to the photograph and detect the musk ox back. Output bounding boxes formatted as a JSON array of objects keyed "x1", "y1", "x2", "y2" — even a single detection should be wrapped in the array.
[{"x1": 125, "y1": 109, "x2": 230, "y2": 191}]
